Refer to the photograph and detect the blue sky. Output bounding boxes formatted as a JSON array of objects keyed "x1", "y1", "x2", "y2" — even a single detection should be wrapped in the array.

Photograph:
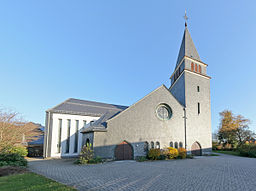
[{"x1": 1, "y1": 1, "x2": 255, "y2": 133}]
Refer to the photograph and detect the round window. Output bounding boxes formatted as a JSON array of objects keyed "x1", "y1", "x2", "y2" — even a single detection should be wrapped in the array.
[{"x1": 156, "y1": 104, "x2": 172, "y2": 120}]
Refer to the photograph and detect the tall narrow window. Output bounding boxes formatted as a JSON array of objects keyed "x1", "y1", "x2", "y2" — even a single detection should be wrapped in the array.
[
  {"x1": 195, "y1": 64, "x2": 198, "y2": 72},
  {"x1": 57, "y1": 119, "x2": 62, "y2": 153},
  {"x1": 198, "y1": 103, "x2": 200, "y2": 114},
  {"x1": 197, "y1": 86, "x2": 200, "y2": 92},
  {"x1": 199, "y1": 65, "x2": 202, "y2": 73},
  {"x1": 85, "y1": 138, "x2": 90, "y2": 147},
  {"x1": 170, "y1": 142, "x2": 173, "y2": 147},
  {"x1": 175, "y1": 142, "x2": 178, "y2": 149},
  {"x1": 74, "y1": 120, "x2": 79, "y2": 153},
  {"x1": 66, "y1": 119, "x2": 71, "y2": 153},
  {"x1": 179, "y1": 142, "x2": 183, "y2": 148},
  {"x1": 144, "y1": 142, "x2": 149, "y2": 152},
  {"x1": 156, "y1": 142, "x2": 160, "y2": 149},
  {"x1": 151, "y1": 141, "x2": 154, "y2": 149},
  {"x1": 191, "y1": 63, "x2": 194, "y2": 71}
]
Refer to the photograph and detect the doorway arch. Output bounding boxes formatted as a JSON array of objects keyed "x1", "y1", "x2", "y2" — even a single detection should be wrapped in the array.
[
  {"x1": 115, "y1": 141, "x2": 133, "y2": 160},
  {"x1": 191, "y1": 142, "x2": 202, "y2": 156}
]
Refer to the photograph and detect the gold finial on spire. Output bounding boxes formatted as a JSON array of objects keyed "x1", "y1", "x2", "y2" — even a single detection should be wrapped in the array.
[{"x1": 183, "y1": 10, "x2": 188, "y2": 27}]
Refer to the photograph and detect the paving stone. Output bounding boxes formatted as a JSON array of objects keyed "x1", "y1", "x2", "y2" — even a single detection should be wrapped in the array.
[{"x1": 28, "y1": 154, "x2": 256, "y2": 191}]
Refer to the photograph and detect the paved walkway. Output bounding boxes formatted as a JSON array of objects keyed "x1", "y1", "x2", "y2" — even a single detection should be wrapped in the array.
[{"x1": 28, "y1": 154, "x2": 256, "y2": 191}]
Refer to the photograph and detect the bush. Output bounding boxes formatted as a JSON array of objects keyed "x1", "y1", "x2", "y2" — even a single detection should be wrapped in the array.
[
  {"x1": 88, "y1": 156, "x2": 103, "y2": 164},
  {"x1": 0, "y1": 154, "x2": 27, "y2": 167},
  {"x1": 167, "y1": 147, "x2": 178, "y2": 159},
  {"x1": 216, "y1": 145, "x2": 223, "y2": 150},
  {"x1": 159, "y1": 148, "x2": 169, "y2": 160},
  {"x1": 77, "y1": 143, "x2": 94, "y2": 164},
  {"x1": 178, "y1": 148, "x2": 187, "y2": 159},
  {"x1": 223, "y1": 143, "x2": 232, "y2": 151},
  {"x1": 186, "y1": 154, "x2": 194, "y2": 159},
  {"x1": 212, "y1": 141, "x2": 218, "y2": 150},
  {"x1": 238, "y1": 144, "x2": 256, "y2": 158},
  {"x1": 0, "y1": 145, "x2": 28, "y2": 157},
  {"x1": 136, "y1": 156, "x2": 148, "y2": 162},
  {"x1": 147, "y1": 148, "x2": 161, "y2": 160}
]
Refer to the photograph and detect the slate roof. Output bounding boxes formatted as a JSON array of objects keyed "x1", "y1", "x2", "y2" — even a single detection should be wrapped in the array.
[
  {"x1": 82, "y1": 110, "x2": 124, "y2": 133},
  {"x1": 28, "y1": 135, "x2": 44, "y2": 145},
  {"x1": 47, "y1": 98, "x2": 128, "y2": 117},
  {"x1": 175, "y1": 27, "x2": 201, "y2": 68},
  {"x1": 48, "y1": 98, "x2": 128, "y2": 133}
]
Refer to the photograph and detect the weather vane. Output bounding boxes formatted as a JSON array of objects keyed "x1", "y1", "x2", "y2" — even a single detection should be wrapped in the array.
[{"x1": 183, "y1": 10, "x2": 188, "y2": 27}]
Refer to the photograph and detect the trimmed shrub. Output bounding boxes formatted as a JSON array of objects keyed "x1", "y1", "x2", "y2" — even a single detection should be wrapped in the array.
[
  {"x1": 148, "y1": 148, "x2": 161, "y2": 160},
  {"x1": 178, "y1": 148, "x2": 187, "y2": 159},
  {"x1": 167, "y1": 147, "x2": 178, "y2": 159},
  {"x1": 0, "y1": 154, "x2": 27, "y2": 167}
]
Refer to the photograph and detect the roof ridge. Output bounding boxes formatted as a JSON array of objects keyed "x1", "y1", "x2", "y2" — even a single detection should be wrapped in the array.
[
  {"x1": 66, "y1": 101, "x2": 127, "y2": 111},
  {"x1": 67, "y1": 98, "x2": 127, "y2": 108}
]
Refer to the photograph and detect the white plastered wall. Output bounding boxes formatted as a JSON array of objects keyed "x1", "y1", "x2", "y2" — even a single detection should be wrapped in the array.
[{"x1": 50, "y1": 113, "x2": 99, "y2": 157}]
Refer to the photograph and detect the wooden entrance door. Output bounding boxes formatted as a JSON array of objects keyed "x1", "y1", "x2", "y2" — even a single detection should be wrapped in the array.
[
  {"x1": 191, "y1": 142, "x2": 202, "y2": 156},
  {"x1": 115, "y1": 141, "x2": 133, "y2": 160}
]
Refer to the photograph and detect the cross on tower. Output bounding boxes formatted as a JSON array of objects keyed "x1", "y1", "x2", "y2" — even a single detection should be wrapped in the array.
[{"x1": 183, "y1": 10, "x2": 188, "y2": 27}]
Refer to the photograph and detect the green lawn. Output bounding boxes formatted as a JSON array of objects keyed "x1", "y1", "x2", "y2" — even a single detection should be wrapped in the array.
[
  {"x1": 213, "y1": 150, "x2": 240, "y2": 156},
  {"x1": 0, "y1": 172, "x2": 77, "y2": 191}
]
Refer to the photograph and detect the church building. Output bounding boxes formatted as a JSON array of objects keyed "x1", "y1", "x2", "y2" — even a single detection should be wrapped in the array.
[{"x1": 43, "y1": 23, "x2": 212, "y2": 159}]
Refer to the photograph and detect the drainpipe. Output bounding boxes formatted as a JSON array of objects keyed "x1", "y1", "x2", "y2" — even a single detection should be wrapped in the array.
[{"x1": 183, "y1": 108, "x2": 187, "y2": 150}]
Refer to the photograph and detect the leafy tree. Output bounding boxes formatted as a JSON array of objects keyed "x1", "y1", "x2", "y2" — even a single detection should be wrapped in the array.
[{"x1": 217, "y1": 110, "x2": 255, "y2": 147}]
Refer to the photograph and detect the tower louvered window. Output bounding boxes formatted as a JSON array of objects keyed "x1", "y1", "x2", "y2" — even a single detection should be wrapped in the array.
[
  {"x1": 191, "y1": 63, "x2": 194, "y2": 71},
  {"x1": 199, "y1": 65, "x2": 202, "y2": 73},
  {"x1": 195, "y1": 64, "x2": 198, "y2": 72}
]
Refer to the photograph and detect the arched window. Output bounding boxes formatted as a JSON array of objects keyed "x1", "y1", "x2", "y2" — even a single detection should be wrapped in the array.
[
  {"x1": 144, "y1": 142, "x2": 149, "y2": 152},
  {"x1": 195, "y1": 64, "x2": 198, "y2": 72},
  {"x1": 85, "y1": 138, "x2": 90, "y2": 147},
  {"x1": 175, "y1": 142, "x2": 178, "y2": 149},
  {"x1": 199, "y1": 65, "x2": 202, "y2": 73},
  {"x1": 179, "y1": 142, "x2": 183, "y2": 148},
  {"x1": 156, "y1": 142, "x2": 160, "y2": 149},
  {"x1": 151, "y1": 141, "x2": 154, "y2": 149},
  {"x1": 191, "y1": 63, "x2": 194, "y2": 71},
  {"x1": 170, "y1": 142, "x2": 173, "y2": 147}
]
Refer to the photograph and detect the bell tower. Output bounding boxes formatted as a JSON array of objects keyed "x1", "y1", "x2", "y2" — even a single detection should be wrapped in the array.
[{"x1": 169, "y1": 14, "x2": 212, "y2": 154}]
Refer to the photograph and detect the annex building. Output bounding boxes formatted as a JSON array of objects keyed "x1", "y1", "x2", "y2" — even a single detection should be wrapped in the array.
[{"x1": 43, "y1": 24, "x2": 212, "y2": 159}]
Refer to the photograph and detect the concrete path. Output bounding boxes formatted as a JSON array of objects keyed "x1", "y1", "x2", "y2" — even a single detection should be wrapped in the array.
[{"x1": 28, "y1": 154, "x2": 256, "y2": 191}]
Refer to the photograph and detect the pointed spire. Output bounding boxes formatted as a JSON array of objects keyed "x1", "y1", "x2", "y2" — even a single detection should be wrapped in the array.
[{"x1": 175, "y1": 14, "x2": 201, "y2": 68}]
